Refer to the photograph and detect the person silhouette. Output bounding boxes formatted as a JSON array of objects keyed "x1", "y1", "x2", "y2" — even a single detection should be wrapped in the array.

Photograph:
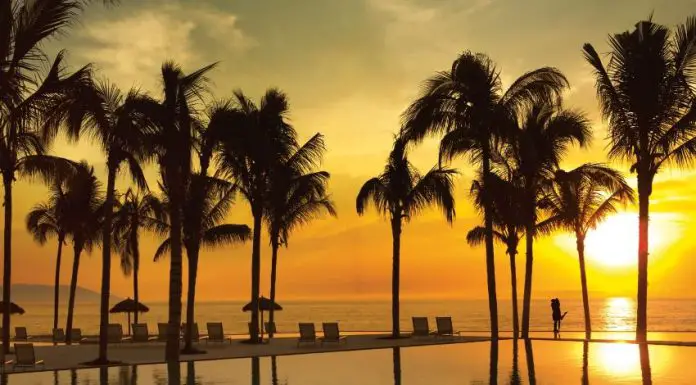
[{"x1": 551, "y1": 298, "x2": 567, "y2": 337}]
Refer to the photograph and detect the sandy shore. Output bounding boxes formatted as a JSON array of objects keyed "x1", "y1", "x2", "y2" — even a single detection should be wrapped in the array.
[{"x1": 1, "y1": 334, "x2": 490, "y2": 373}]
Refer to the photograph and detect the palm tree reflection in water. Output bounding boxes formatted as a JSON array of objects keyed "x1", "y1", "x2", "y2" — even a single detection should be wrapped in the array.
[
  {"x1": 392, "y1": 348, "x2": 402, "y2": 385},
  {"x1": 582, "y1": 341, "x2": 589, "y2": 385},
  {"x1": 251, "y1": 357, "x2": 260, "y2": 385},
  {"x1": 509, "y1": 339, "x2": 521, "y2": 385},
  {"x1": 524, "y1": 339, "x2": 536, "y2": 385},
  {"x1": 489, "y1": 340, "x2": 499, "y2": 385},
  {"x1": 640, "y1": 344, "x2": 652, "y2": 385}
]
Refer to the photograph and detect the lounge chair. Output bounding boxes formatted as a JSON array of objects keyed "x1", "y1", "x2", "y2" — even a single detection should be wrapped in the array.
[
  {"x1": 69, "y1": 328, "x2": 83, "y2": 343},
  {"x1": 181, "y1": 323, "x2": 200, "y2": 342},
  {"x1": 14, "y1": 327, "x2": 29, "y2": 341},
  {"x1": 320, "y1": 322, "x2": 347, "y2": 345},
  {"x1": 411, "y1": 317, "x2": 433, "y2": 337},
  {"x1": 265, "y1": 321, "x2": 277, "y2": 335},
  {"x1": 297, "y1": 323, "x2": 317, "y2": 346},
  {"x1": 157, "y1": 323, "x2": 169, "y2": 342},
  {"x1": 108, "y1": 324, "x2": 131, "y2": 343},
  {"x1": 132, "y1": 323, "x2": 156, "y2": 342},
  {"x1": 12, "y1": 343, "x2": 44, "y2": 370},
  {"x1": 205, "y1": 322, "x2": 232, "y2": 344},
  {"x1": 435, "y1": 316, "x2": 461, "y2": 337},
  {"x1": 52, "y1": 328, "x2": 65, "y2": 343}
]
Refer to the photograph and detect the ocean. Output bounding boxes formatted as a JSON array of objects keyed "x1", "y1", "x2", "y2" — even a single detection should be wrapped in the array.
[{"x1": 7, "y1": 297, "x2": 696, "y2": 336}]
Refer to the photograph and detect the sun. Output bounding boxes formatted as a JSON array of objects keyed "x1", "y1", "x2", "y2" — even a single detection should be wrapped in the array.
[{"x1": 584, "y1": 214, "x2": 642, "y2": 267}]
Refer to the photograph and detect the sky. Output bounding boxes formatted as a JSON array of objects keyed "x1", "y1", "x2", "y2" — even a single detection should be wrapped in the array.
[{"x1": 5, "y1": 0, "x2": 696, "y2": 302}]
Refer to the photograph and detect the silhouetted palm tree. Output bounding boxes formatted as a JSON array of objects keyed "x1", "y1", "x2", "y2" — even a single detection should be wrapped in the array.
[
  {"x1": 112, "y1": 188, "x2": 166, "y2": 327},
  {"x1": 216, "y1": 89, "x2": 298, "y2": 343},
  {"x1": 541, "y1": 164, "x2": 634, "y2": 338},
  {"x1": 26, "y1": 191, "x2": 68, "y2": 337},
  {"x1": 402, "y1": 51, "x2": 568, "y2": 338},
  {"x1": 50, "y1": 81, "x2": 153, "y2": 362},
  {"x1": 583, "y1": 16, "x2": 696, "y2": 342},
  {"x1": 467, "y1": 173, "x2": 525, "y2": 338},
  {"x1": 357, "y1": 137, "x2": 456, "y2": 338},
  {"x1": 144, "y1": 61, "x2": 216, "y2": 360},
  {"x1": 266, "y1": 133, "x2": 336, "y2": 337},
  {"x1": 504, "y1": 102, "x2": 590, "y2": 337},
  {"x1": 0, "y1": 0, "x2": 97, "y2": 352},
  {"x1": 62, "y1": 162, "x2": 104, "y2": 344},
  {"x1": 154, "y1": 174, "x2": 250, "y2": 351}
]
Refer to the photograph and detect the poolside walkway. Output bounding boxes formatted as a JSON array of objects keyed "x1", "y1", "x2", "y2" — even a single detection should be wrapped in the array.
[{"x1": 3, "y1": 334, "x2": 490, "y2": 374}]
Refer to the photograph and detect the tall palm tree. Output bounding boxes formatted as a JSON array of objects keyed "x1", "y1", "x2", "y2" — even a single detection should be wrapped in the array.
[
  {"x1": 266, "y1": 133, "x2": 336, "y2": 337},
  {"x1": 357, "y1": 137, "x2": 456, "y2": 338},
  {"x1": 583, "y1": 16, "x2": 696, "y2": 342},
  {"x1": 144, "y1": 61, "x2": 216, "y2": 360},
  {"x1": 62, "y1": 162, "x2": 104, "y2": 344},
  {"x1": 26, "y1": 192, "x2": 68, "y2": 337},
  {"x1": 216, "y1": 89, "x2": 298, "y2": 343},
  {"x1": 154, "y1": 174, "x2": 251, "y2": 353},
  {"x1": 401, "y1": 51, "x2": 568, "y2": 338},
  {"x1": 505, "y1": 102, "x2": 590, "y2": 337},
  {"x1": 49, "y1": 81, "x2": 152, "y2": 363},
  {"x1": 0, "y1": 0, "x2": 99, "y2": 352},
  {"x1": 467, "y1": 173, "x2": 525, "y2": 338},
  {"x1": 541, "y1": 164, "x2": 634, "y2": 338},
  {"x1": 112, "y1": 188, "x2": 167, "y2": 327}
]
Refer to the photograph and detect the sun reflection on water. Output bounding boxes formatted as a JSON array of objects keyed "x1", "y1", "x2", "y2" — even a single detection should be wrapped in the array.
[
  {"x1": 595, "y1": 342, "x2": 640, "y2": 377},
  {"x1": 602, "y1": 297, "x2": 636, "y2": 331}
]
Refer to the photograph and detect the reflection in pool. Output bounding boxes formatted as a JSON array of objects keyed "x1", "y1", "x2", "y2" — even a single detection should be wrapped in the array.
[{"x1": 3, "y1": 339, "x2": 693, "y2": 384}]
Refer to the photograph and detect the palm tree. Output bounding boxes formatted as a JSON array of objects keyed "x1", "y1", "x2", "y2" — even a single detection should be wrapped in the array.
[
  {"x1": 26, "y1": 192, "x2": 68, "y2": 337},
  {"x1": 467, "y1": 173, "x2": 525, "y2": 338},
  {"x1": 144, "y1": 61, "x2": 216, "y2": 360},
  {"x1": 154, "y1": 174, "x2": 251, "y2": 353},
  {"x1": 401, "y1": 51, "x2": 568, "y2": 338},
  {"x1": 266, "y1": 134, "x2": 336, "y2": 337},
  {"x1": 541, "y1": 164, "x2": 634, "y2": 338},
  {"x1": 505, "y1": 102, "x2": 590, "y2": 338},
  {"x1": 62, "y1": 162, "x2": 104, "y2": 344},
  {"x1": 583, "y1": 16, "x2": 696, "y2": 342},
  {"x1": 112, "y1": 188, "x2": 167, "y2": 327},
  {"x1": 216, "y1": 89, "x2": 298, "y2": 343},
  {"x1": 0, "y1": 0, "x2": 99, "y2": 352},
  {"x1": 357, "y1": 137, "x2": 456, "y2": 338},
  {"x1": 49, "y1": 81, "x2": 153, "y2": 363}
]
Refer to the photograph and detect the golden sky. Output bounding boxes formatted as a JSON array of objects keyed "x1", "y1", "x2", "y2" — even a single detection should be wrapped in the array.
[{"x1": 5, "y1": 0, "x2": 696, "y2": 301}]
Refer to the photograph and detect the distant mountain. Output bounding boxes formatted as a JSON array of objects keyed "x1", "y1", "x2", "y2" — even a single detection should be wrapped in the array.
[{"x1": 0, "y1": 284, "x2": 123, "y2": 304}]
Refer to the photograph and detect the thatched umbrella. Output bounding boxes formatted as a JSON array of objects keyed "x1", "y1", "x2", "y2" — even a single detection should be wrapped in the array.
[
  {"x1": 243, "y1": 296, "x2": 282, "y2": 340},
  {"x1": 110, "y1": 298, "x2": 149, "y2": 335},
  {"x1": 0, "y1": 301, "x2": 25, "y2": 315}
]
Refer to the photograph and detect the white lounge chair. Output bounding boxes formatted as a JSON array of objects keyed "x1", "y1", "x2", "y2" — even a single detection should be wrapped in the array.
[
  {"x1": 52, "y1": 328, "x2": 65, "y2": 343},
  {"x1": 435, "y1": 316, "x2": 461, "y2": 337},
  {"x1": 12, "y1": 343, "x2": 44, "y2": 370},
  {"x1": 181, "y1": 323, "x2": 200, "y2": 342},
  {"x1": 297, "y1": 323, "x2": 317, "y2": 346},
  {"x1": 205, "y1": 322, "x2": 232, "y2": 343},
  {"x1": 108, "y1": 324, "x2": 131, "y2": 343},
  {"x1": 69, "y1": 328, "x2": 83, "y2": 343},
  {"x1": 14, "y1": 327, "x2": 30, "y2": 341},
  {"x1": 265, "y1": 321, "x2": 277, "y2": 335},
  {"x1": 132, "y1": 323, "x2": 156, "y2": 342},
  {"x1": 320, "y1": 322, "x2": 346, "y2": 345},
  {"x1": 411, "y1": 317, "x2": 433, "y2": 337}
]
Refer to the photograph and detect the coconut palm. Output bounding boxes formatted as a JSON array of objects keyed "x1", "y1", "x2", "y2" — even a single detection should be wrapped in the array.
[
  {"x1": 505, "y1": 102, "x2": 590, "y2": 337},
  {"x1": 583, "y1": 16, "x2": 696, "y2": 342},
  {"x1": 266, "y1": 134, "x2": 336, "y2": 337},
  {"x1": 112, "y1": 188, "x2": 167, "y2": 327},
  {"x1": 357, "y1": 136, "x2": 456, "y2": 338},
  {"x1": 154, "y1": 174, "x2": 251, "y2": 351},
  {"x1": 216, "y1": 89, "x2": 299, "y2": 343},
  {"x1": 48, "y1": 81, "x2": 153, "y2": 363},
  {"x1": 540, "y1": 164, "x2": 634, "y2": 338},
  {"x1": 26, "y1": 191, "x2": 69, "y2": 337},
  {"x1": 401, "y1": 51, "x2": 568, "y2": 338},
  {"x1": 467, "y1": 172, "x2": 525, "y2": 338},
  {"x1": 62, "y1": 162, "x2": 104, "y2": 344}
]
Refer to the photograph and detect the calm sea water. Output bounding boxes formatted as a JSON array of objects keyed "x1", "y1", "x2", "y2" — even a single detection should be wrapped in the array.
[{"x1": 8, "y1": 298, "x2": 696, "y2": 335}]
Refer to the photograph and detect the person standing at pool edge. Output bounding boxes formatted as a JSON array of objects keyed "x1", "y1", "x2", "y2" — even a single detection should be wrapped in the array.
[{"x1": 551, "y1": 298, "x2": 568, "y2": 337}]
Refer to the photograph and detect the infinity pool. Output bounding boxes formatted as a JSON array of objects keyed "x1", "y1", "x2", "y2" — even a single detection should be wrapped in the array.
[{"x1": 3, "y1": 340, "x2": 694, "y2": 384}]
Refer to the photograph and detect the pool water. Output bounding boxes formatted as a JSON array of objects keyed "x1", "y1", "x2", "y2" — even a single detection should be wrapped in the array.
[{"x1": 3, "y1": 340, "x2": 694, "y2": 384}]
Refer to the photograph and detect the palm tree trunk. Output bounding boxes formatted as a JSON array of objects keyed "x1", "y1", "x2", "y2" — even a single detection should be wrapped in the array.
[
  {"x1": 249, "y1": 209, "x2": 262, "y2": 343},
  {"x1": 391, "y1": 217, "x2": 402, "y2": 338},
  {"x1": 53, "y1": 236, "x2": 65, "y2": 337},
  {"x1": 66, "y1": 243, "x2": 82, "y2": 345},
  {"x1": 521, "y1": 190, "x2": 535, "y2": 339},
  {"x1": 97, "y1": 166, "x2": 117, "y2": 363},
  {"x1": 132, "y1": 230, "x2": 140, "y2": 326},
  {"x1": 183, "y1": 245, "x2": 199, "y2": 353},
  {"x1": 508, "y1": 248, "x2": 519, "y2": 339},
  {"x1": 636, "y1": 180, "x2": 650, "y2": 343},
  {"x1": 481, "y1": 151, "x2": 499, "y2": 339},
  {"x1": 576, "y1": 234, "x2": 591, "y2": 339},
  {"x1": 269, "y1": 241, "x2": 280, "y2": 338},
  {"x1": 2, "y1": 174, "x2": 13, "y2": 355},
  {"x1": 166, "y1": 170, "x2": 184, "y2": 361}
]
